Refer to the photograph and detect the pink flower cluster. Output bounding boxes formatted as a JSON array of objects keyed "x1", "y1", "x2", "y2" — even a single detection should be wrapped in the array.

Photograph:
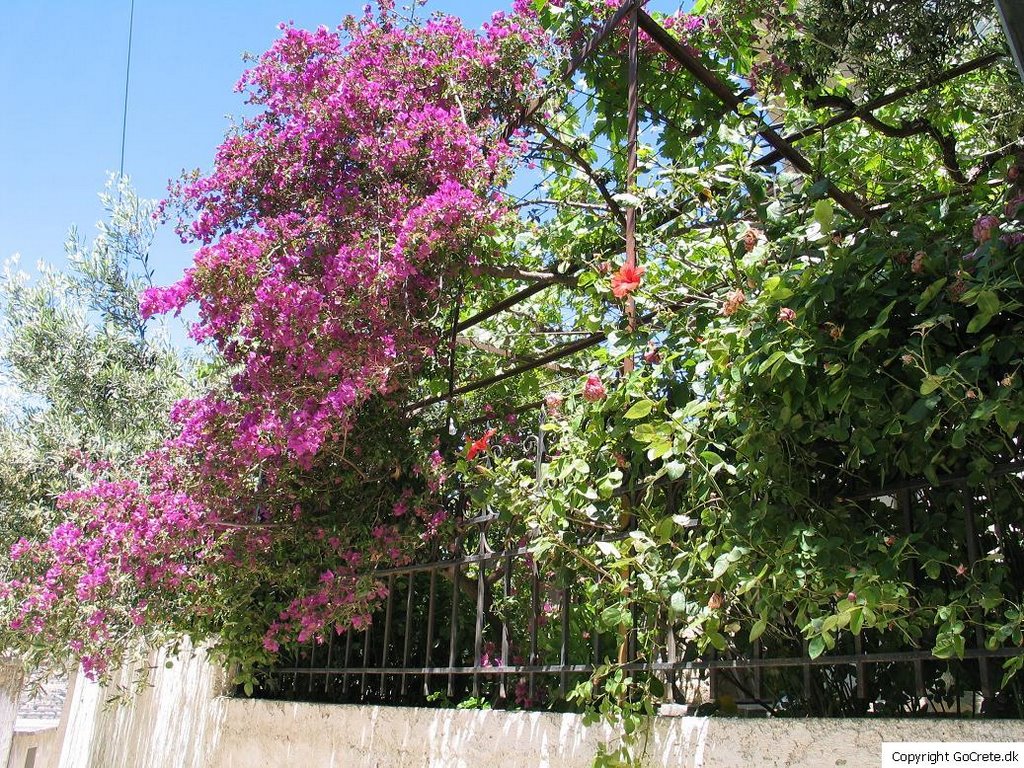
[
  {"x1": 2, "y1": 471, "x2": 212, "y2": 678},
  {"x1": 4, "y1": 4, "x2": 546, "y2": 673}
]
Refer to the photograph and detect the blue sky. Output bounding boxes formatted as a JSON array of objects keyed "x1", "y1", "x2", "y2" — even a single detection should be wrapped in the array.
[
  {"x1": 1, "y1": 0, "x2": 679, "y2": 354},
  {"x1": 0, "y1": 1, "x2": 509, "y2": 292}
]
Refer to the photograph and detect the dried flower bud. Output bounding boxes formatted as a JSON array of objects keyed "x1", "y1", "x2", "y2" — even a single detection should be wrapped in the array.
[
  {"x1": 582, "y1": 374, "x2": 606, "y2": 402},
  {"x1": 544, "y1": 392, "x2": 564, "y2": 415},
  {"x1": 741, "y1": 228, "x2": 763, "y2": 253},
  {"x1": 972, "y1": 215, "x2": 1000, "y2": 244},
  {"x1": 722, "y1": 288, "x2": 746, "y2": 317}
]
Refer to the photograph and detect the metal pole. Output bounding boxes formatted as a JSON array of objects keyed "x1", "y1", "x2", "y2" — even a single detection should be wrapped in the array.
[{"x1": 995, "y1": 0, "x2": 1024, "y2": 83}]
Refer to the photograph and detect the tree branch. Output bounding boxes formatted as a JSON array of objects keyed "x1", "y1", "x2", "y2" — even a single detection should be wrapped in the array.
[
  {"x1": 473, "y1": 264, "x2": 579, "y2": 285},
  {"x1": 533, "y1": 123, "x2": 628, "y2": 228}
]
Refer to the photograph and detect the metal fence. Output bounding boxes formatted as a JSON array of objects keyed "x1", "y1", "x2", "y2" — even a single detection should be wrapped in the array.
[{"x1": 252, "y1": 435, "x2": 1024, "y2": 717}]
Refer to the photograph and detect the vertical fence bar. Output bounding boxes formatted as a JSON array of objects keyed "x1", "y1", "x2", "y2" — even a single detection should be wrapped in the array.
[
  {"x1": 801, "y1": 642, "x2": 811, "y2": 706},
  {"x1": 324, "y1": 630, "x2": 335, "y2": 696},
  {"x1": 342, "y1": 628, "x2": 353, "y2": 694},
  {"x1": 530, "y1": 402, "x2": 544, "y2": 704},
  {"x1": 529, "y1": 562, "x2": 540, "y2": 702},
  {"x1": 666, "y1": 618, "x2": 678, "y2": 704},
  {"x1": 401, "y1": 572, "x2": 415, "y2": 697},
  {"x1": 962, "y1": 485, "x2": 993, "y2": 704},
  {"x1": 380, "y1": 574, "x2": 396, "y2": 696},
  {"x1": 448, "y1": 560, "x2": 461, "y2": 698},
  {"x1": 424, "y1": 568, "x2": 438, "y2": 697},
  {"x1": 899, "y1": 488, "x2": 926, "y2": 701},
  {"x1": 307, "y1": 639, "x2": 316, "y2": 696},
  {"x1": 752, "y1": 639, "x2": 762, "y2": 703},
  {"x1": 361, "y1": 624, "x2": 371, "y2": 698},
  {"x1": 560, "y1": 585, "x2": 571, "y2": 698},
  {"x1": 985, "y1": 481, "x2": 1013, "y2": 592},
  {"x1": 854, "y1": 634, "x2": 867, "y2": 703},
  {"x1": 473, "y1": 528, "x2": 488, "y2": 698},
  {"x1": 501, "y1": 554, "x2": 512, "y2": 700},
  {"x1": 709, "y1": 650, "x2": 719, "y2": 703}
]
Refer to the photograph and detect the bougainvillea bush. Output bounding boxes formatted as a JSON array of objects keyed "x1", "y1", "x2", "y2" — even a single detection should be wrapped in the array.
[{"x1": 0, "y1": 2, "x2": 549, "y2": 685}]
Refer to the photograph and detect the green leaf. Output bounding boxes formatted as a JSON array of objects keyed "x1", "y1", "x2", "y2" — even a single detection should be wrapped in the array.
[
  {"x1": 600, "y1": 604, "x2": 631, "y2": 630},
  {"x1": 852, "y1": 327, "x2": 888, "y2": 357},
  {"x1": 670, "y1": 591, "x2": 687, "y2": 613},
  {"x1": 595, "y1": 541, "x2": 619, "y2": 558},
  {"x1": 664, "y1": 460, "x2": 686, "y2": 480},
  {"x1": 749, "y1": 618, "x2": 767, "y2": 643},
  {"x1": 757, "y1": 350, "x2": 787, "y2": 376},
  {"x1": 916, "y1": 278, "x2": 947, "y2": 311},
  {"x1": 849, "y1": 607, "x2": 864, "y2": 635},
  {"x1": 806, "y1": 179, "x2": 829, "y2": 200},
  {"x1": 647, "y1": 438, "x2": 673, "y2": 460},
  {"x1": 995, "y1": 406, "x2": 1020, "y2": 437},
  {"x1": 906, "y1": 397, "x2": 935, "y2": 423},
  {"x1": 933, "y1": 633, "x2": 965, "y2": 659},
  {"x1": 975, "y1": 290, "x2": 1000, "y2": 317},
  {"x1": 919, "y1": 375, "x2": 943, "y2": 395},
  {"x1": 708, "y1": 557, "x2": 733, "y2": 581},
  {"x1": 631, "y1": 423, "x2": 659, "y2": 443},
  {"x1": 808, "y1": 635, "x2": 826, "y2": 659},
  {"x1": 706, "y1": 630, "x2": 727, "y2": 651},
  {"x1": 967, "y1": 310, "x2": 995, "y2": 333},
  {"x1": 624, "y1": 399, "x2": 655, "y2": 419},
  {"x1": 813, "y1": 199, "x2": 834, "y2": 230}
]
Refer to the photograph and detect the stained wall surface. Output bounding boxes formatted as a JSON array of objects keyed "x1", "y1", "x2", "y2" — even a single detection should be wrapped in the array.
[{"x1": 51, "y1": 648, "x2": 1024, "y2": 768}]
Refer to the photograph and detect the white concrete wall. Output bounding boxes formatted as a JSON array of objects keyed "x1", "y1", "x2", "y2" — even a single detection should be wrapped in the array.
[
  {"x1": 208, "y1": 701, "x2": 1024, "y2": 768},
  {"x1": 49, "y1": 647, "x2": 1024, "y2": 768},
  {"x1": 8, "y1": 724, "x2": 61, "y2": 768},
  {"x1": 11, "y1": 667, "x2": 79, "y2": 768},
  {"x1": 57, "y1": 645, "x2": 228, "y2": 768},
  {"x1": 0, "y1": 662, "x2": 24, "y2": 767}
]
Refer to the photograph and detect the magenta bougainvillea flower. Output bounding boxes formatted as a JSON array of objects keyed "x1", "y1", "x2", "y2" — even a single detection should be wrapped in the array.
[{"x1": 2, "y1": 3, "x2": 548, "y2": 674}]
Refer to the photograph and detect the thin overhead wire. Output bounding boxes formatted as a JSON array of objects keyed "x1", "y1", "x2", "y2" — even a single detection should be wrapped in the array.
[{"x1": 118, "y1": 0, "x2": 136, "y2": 183}]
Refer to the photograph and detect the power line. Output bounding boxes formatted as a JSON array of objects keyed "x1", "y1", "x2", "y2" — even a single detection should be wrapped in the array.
[{"x1": 118, "y1": 0, "x2": 136, "y2": 182}]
